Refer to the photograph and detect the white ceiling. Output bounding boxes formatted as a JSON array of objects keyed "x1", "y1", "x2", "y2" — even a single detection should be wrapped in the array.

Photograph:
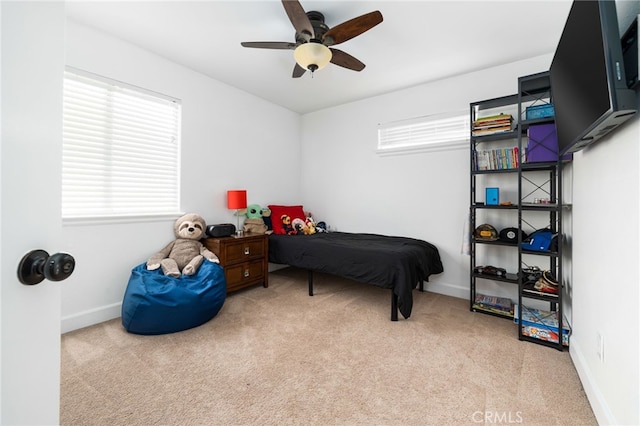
[{"x1": 65, "y1": 1, "x2": 574, "y2": 114}]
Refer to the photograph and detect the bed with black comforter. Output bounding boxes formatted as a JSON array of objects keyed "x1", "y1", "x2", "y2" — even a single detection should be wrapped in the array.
[{"x1": 268, "y1": 231, "x2": 444, "y2": 320}]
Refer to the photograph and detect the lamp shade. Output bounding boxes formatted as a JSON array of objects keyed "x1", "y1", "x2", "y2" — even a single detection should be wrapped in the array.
[
  {"x1": 227, "y1": 190, "x2": 247, "y2": 210},
  {"x1": 294, "y1": 42, "x2": 332, "y2": 72}
]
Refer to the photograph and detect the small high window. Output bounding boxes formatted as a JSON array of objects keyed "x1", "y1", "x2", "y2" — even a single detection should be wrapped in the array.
[{"x1": 377, "y1": 110, "x2": 469, "y2": 154}]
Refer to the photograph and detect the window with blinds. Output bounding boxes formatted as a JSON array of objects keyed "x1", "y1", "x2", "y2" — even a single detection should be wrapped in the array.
[
  {"x1": 377, "y1": 110, "x2": 469, "y2": 154},
  {"x1": 62, "y1": 69, "x2": 181, "y2": 221}
]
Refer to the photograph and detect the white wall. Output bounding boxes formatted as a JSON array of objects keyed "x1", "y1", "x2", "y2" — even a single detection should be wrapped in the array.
[
  {"x1": 61, "y1": 21, "x2": 302, "y2": 332},
  {"x1": 300, "y1": 54, "x2": 553, "y2": 299},
  {"x1": 569, "y1": 101, "x2": 639, "y2": 425},
  {"x1": 567, "y1": 3, "x2": 640, "y2": 424}
]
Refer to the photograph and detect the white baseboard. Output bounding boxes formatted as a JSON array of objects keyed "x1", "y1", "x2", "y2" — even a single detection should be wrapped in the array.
[
  {"x1": 570, "y1": 340, "x2": 616, "y2": 425},
  {"x1": 61, "y1": 302, "x2": 122, "y2": 334},
  {"x1": 423, "y1": 280, "x2": 468, "y2": 300}
]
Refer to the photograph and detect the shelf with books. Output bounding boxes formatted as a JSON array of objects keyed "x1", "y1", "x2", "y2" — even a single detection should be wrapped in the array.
[
  {"x1": 472, "y1": 113, "x2": 514, "y2": 136},
  {"x1": 472, "y1": 304, "x2": 515, "y2": 319},
  {"x1": 472, "y1": 293, "x2": 514, "y2": 319},
  {"x1": 473, "y1": 146, "x2": 520, "y2": 171},
  {"x1": 469, "y1": 93, "x2": 522, "y2": 320}
]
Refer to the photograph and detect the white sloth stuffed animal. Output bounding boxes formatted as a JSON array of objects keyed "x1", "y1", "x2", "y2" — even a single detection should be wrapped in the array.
[{"x1": 147, "y1": 213, "x2": 219, "y2": 277}]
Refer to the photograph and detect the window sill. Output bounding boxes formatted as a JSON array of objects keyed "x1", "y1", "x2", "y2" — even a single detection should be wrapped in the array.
[
  {"x1": 376, "y1": 139, "x2": 468, "y2": 156},
  {"x1": 63, "y1": 212, "x2": 185, "y2": 227}
]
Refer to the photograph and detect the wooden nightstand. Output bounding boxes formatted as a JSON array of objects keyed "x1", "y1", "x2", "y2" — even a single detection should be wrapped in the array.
[{"x1": 202, "y1": 232, "x2": 269, "y2": 293}]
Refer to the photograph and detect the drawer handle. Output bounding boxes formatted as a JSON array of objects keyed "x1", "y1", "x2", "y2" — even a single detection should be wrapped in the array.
[
  {"x1": 244, "y1": 269, "x2": 250, "y2": 278},
  {"x1": 244, "y1": 247, "x2": 250, "y2": 255}
]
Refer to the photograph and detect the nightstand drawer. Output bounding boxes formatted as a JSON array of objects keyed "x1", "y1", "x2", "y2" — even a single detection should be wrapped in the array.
[
  {"x1": 202, "y1": 232, "x2": 269, "y2": 293},
  {"x1": 224, "y1": 239, "x2": 265, "y2": 263},
  {"x1": 224, "y1": 259, "x2": 265, "y2": 291}
]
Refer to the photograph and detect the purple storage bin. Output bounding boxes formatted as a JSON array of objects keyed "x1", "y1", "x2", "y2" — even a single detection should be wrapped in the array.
[{"x1": 526, "y1": 123, "x2": 572, "y2": 162}]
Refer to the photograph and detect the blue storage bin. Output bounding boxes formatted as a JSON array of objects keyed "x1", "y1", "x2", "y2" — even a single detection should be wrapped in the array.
[{"x1": 525, "y1": 104, "x2": 555, "y2": 120}]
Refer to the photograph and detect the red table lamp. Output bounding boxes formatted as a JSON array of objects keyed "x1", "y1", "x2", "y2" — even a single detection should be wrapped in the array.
[{"x1": 227, "y1": 190, "x2": 247, "y2": 236}]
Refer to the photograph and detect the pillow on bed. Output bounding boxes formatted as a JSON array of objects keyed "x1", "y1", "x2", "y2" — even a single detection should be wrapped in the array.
[{"x1": 268, "y1": 205, "x2": 305, "y2": 235}]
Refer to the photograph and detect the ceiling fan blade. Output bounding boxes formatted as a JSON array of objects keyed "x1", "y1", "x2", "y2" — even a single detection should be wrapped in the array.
[
  {"x1": 281, "y1": 0, "x2": 314, "y2": 40},
  {"x1": 241, "y1": 41, "x2": 296, "y2": 50},
  {"x1": 323, "y1": 11, "x2": 383, "y2": 46},
  {"x1": 292, "y1": 63, "x2": 306, "y2": 78},
  {"x1": 329, "y1": 48, "x2": 365, "y2": 72}
]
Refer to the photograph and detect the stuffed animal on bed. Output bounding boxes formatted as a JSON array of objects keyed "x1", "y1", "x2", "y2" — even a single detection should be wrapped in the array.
[
  {"x1": 147, "y1": 213, "x2": 219, "y2": 278},
  {"x1": 294, "y1": 217, "x2": 316, "y2": 234},
  {"x1": 304, "y1": 216, "x2": 317, "y2": 234},
  {"x1": 280, "y1": 214, "x2": 296, "y2": 235},
  {"x1": 243, "y1": 204, "x2": 271, "y2": 235}
]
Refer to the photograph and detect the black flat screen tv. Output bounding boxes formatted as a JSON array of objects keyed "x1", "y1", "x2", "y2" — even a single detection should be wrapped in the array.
[{"x1": 550, "y1": 0, "x2": 637, "y2": 155}]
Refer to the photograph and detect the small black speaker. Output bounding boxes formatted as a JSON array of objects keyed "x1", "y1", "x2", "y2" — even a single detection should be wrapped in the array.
[{"x1": 206, "y1": 223, "x2": 236, "y2": 238}]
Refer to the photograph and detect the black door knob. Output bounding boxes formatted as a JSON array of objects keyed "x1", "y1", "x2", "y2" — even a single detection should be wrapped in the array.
[{"x1": 17, "y1": 250, "x2": 75, "y2": 285}]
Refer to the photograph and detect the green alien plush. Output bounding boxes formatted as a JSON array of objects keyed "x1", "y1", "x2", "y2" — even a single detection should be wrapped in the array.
[{"x1": 243, "y1": 204, "x2": 270, "y2": 234}]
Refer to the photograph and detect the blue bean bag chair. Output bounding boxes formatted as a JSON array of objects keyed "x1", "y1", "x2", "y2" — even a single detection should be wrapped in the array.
[{"x1": 122, "y1": 260, "x2": 226, "y2": 335}]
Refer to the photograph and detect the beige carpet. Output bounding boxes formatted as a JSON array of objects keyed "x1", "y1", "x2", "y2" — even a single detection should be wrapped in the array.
[{"x1": 61, "y1": 267, "x2": 596, "y2": 425}]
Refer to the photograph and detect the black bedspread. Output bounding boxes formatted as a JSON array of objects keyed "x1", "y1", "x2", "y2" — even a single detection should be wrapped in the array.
[{"x1": 268, "y1": 232, "x2": 444, "y2": 319}]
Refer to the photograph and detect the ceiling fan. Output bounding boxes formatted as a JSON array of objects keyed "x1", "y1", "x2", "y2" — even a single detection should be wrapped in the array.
[{"x1": 241, "y1": 0, "x2": 383, "y2": 78}]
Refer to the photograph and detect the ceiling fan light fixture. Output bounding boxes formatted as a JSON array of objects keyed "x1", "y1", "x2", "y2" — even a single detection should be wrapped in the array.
[{"x1": 294, "y1": 42, "x2": 332, "y2": 73}]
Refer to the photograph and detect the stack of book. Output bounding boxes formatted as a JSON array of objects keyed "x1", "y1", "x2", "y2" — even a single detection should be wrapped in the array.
[
  {"x1": 472, "y1": 113, "x2": 514, "y2": 136},
  {"x1": 514, "y1": 304, "x2": 570, "y2": 346},
  {"x1": 473, "y1": 293, "x2": 514, "y2": 318},
  {"x1": 474, "y1": 146, "x2": 520, "y2": 170}
]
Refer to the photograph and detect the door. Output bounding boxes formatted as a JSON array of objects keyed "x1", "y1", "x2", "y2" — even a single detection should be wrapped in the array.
[{"x1": 1, "y1": 2, "x2": 66, "y2": 424}]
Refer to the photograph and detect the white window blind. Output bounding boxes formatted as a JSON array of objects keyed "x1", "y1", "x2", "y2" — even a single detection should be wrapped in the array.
[
  {"x1": 63, "y1": 69, "x2": 181, "y2": 220},
  {"x1": 377, "y1": 110, "x2": 469, "y2": 154}
]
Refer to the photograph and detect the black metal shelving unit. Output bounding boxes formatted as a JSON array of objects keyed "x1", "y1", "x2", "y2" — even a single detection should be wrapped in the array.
[
  {"x1": 469, "y1": 93, "x2": 520, "y2": 320},
  {"x1": 516, "y1": 71, "x2": 570, "y2": 351},
  {"x1": 470, "y1": 71, "x2": 571, "y2": 350}
]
